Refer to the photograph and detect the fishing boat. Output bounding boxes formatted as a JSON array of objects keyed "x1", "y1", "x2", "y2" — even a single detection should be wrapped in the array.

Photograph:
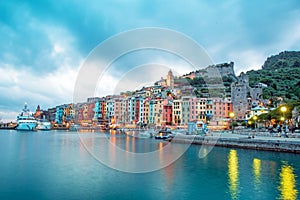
[{"x1": 16, "y1": 104, "x2": 38, "y2": 131}]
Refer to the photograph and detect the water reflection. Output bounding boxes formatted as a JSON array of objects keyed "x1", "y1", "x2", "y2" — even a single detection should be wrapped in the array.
[
  {"x1": 131, "y1": 135, "x2": 136, "y2": 153},
  {"x1": 278, "y1": 163, "x2": 298, "y2": 200},
  {"x1": 253, "y1": 158, "x2": 261, "y2": 190},
  {"x1": 161, "y1": 143, "x2": 174, "y2": 191},
  {"x1": 125, "y1": 135, "x2": 130, "y2": 153},
  {"x1": 158, "y1": 142, "x2": 164, "y2": 165},
  {"x1": 228, "y1": 149, "x2": 239, "y2": 200},
  {"x1": 198, "y1": 146, "x2": 209, "y2": 164},
  {"x1": 109, "y1": 134, "x2": 116, "y2": 165}
]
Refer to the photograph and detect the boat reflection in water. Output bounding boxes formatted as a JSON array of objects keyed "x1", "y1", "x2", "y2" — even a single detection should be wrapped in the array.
[
  {"x1": 227, "y1": 149, "x2": 240, "y2": 200},
  {"x1": 278, "y1": 162, "x2": 298, "y2": 200}
]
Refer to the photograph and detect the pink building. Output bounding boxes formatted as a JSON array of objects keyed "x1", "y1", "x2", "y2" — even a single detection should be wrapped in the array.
[
  {"x1": 124, "y1": 98, "x2": 131, "y2": 124},
  {"x1": 211, "y1": 98, "x2": 232, "y2": 129},
  {"x1": 213, "y1": 98, "x2": 232, "y2": 119},
  {"x1": 77, "y1": 107, "x2": 84, "y2": 122},
  {"x1": 189, "y1": 97, "x2": 198, "y2": 122},
  {"x1": 113, "y1": 98, "x2": 123, "y2": 124},
  {"x1": 86, "y1": 102, "x2": 95, "y2": 121},
  {"x1": 77, "y1": 102, "x2": 95, "y2": 123}
]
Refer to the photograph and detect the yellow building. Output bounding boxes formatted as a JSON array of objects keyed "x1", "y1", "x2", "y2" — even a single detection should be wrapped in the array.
[
  {"x1": 166, "y1": 70, "x2": 174, "y2": 89},
  {"x1": 143, "y1": 100, "x2": 150, "y2": 124},
  {"x1": 197, "y1": 98, "x2": 207, "y2": 121},
  {"x1": 154, "y1": 99, "x2": 163, "y2": 126},
  {"x1": 172, "y1": 99, "x2": 182, "y2": 125}
]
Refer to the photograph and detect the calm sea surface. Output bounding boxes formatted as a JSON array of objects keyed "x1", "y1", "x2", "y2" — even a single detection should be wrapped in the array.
[{"x1": 0, "y1": 130, "x2": 299, "y2": 200}]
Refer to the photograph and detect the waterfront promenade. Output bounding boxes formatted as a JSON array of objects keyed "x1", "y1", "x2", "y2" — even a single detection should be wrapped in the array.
[{"x1": 172, "y1": 130, "x2": 300, "y2": 153}]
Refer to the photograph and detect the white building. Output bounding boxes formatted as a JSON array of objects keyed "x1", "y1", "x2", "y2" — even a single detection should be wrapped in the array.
[
  {"x1": 106, "y1": 99, "x2": 114, "y2": 120},
  {"x1": 245, "y1": 105, "x2": 269, "y2": 120}
]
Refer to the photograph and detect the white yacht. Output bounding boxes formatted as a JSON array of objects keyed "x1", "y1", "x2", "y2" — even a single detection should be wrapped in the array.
[
  {"x1": 16, "y1": 104, "x2": 38, "y2": 131},
  {"x1": 37, "y1": 118, "x2": 51, "y2": 130}
]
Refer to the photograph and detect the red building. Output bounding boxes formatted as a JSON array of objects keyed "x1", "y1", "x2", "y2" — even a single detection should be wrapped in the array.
[{"x1": 163, "y1": 98, "x2": 173, "y2": 126}]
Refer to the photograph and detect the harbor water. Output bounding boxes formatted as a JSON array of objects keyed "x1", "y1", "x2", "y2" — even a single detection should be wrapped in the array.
[{"x1": 0, "y1": 130, "x2": 299, "y2": 200}]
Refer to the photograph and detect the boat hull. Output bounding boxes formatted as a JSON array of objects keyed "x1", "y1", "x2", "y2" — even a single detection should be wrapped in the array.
[
  {"x1": 52, "y1": 126, "x2": 69, "y2": 130},
  {"x1": 37, "y1": 124, "x2": 51, "y2": 131},
  {"x1": 154, "y1": 130, "x2": 173, "y2": 140},
  {"x1": 36, "y1": 122, "x2": 51, "y2": 131},
  {"x1": 16, "y1": 123, "x2": 37, "y2": 131},
  {"x1": 0, "y1": 123, "x2": 18, "y2": 129},
  {"x1": 155, "y1": 135, "x2": 170, "y2": 140}
]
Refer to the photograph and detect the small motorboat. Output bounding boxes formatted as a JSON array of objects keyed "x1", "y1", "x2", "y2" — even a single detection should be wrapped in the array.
[{"x1": 154, "y1": 130, "x2": 173, "y2": 140}]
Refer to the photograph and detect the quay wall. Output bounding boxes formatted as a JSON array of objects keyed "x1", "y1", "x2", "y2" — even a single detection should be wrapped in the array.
[{"x1": 171, "y1": 135, "x2": 300, "y2": 154}]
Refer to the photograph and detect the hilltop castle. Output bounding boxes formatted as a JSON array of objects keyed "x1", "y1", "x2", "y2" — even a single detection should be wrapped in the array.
[{"x1": 182, "y1": 62, "x2": 236, "y2": 80}]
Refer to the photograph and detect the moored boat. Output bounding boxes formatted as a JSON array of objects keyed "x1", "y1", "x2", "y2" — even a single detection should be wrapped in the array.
[
  {"x1": 196, "y1": 121, "x2": 208, "y2": 135},
  {"x1": 69, "y1": 124, "x2": 80, "y2": 131},
  {"x1": 0, "y1": 122, "x2": 18, "y2": 129},
  {"x1": 16, "y1": 104, "x2": 38, "y2": 131},
  {"x1": 37, "y1": 119, "x2": 51, "y2": 131},
  {"x1": 52, "y1": 123, "x2": 70, "y2": 130},
  {"x1": 154, "y1": 129, "x2": 173, "y2": 140}
]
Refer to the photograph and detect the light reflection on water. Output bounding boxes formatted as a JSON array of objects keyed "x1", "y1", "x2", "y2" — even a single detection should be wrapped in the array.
[
  {"x1": 278, "y1": 163, "x2": 298, "y2": 200},
  {"x1": 79, "y1": 132, "x2": 299, "y2": 200},
  {"x1": 228, "y1": 149, "x2": 240, "y2": 200},
  {"x1": 253, "y1": 158, "x2": 261, "y2": 191},
  {"x1": 1, "y1": 131, "x2": 300, "y2": 200}
]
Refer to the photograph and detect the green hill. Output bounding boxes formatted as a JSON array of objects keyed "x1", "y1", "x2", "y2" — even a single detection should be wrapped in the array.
[
  {"x1": 262, "y1": 51, "x2": 300, "y2": 70},
  {"x1": 156, "y1": 51, "x2": 300, "y2": 101},
  {"x1": 246, "y1": 51, "x2": 300, "y2": 100}
]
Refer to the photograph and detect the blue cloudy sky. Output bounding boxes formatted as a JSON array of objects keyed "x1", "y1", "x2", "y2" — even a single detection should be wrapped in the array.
[{"x1": 1, "y1": 0, "x2": 300, "y2": 121}]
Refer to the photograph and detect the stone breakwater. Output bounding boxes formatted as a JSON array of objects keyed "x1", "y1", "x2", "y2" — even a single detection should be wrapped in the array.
[{"x1": 171, "y1": 134, "x2": 300, "y2": 154}]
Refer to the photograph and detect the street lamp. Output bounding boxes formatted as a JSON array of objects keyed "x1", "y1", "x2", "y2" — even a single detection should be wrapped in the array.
[
  {"x1": 280, "y1": 106, "x2": 287, "y2": 133},
  {"x1": 229, "y1": 112, "x2": 235, "y2": 119},
  {"x1": 248, "y1": 120, "x2": 252, "y2": 126},
  {"x1": 229, "y1": 112, "x2": 235, "y2": 133},
  {"x1": 280, "y1": 106, "x2": 287, "y2": 113},
  {"x1": 253, "y1": 115, "x2": 258, "y2": 130}
]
